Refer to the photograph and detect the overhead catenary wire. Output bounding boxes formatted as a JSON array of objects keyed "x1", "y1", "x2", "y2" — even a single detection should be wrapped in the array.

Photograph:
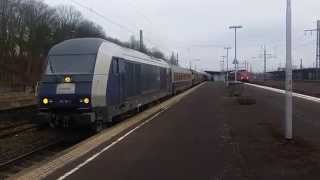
[
  {"x1": 70, "y1": 0, "x2": 136, "y2": 34},
  {"x1": 69, "y1": 0, "x2": 171, "y2": 55},
  {"x1": 125, "y1": 0, "x2": 154, "y2": 26},
  {"x1": 69, "y1": 0, "x2": 318, "y2": 67}
]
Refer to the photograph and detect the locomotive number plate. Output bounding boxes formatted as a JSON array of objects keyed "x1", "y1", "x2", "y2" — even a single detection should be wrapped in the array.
[{"x1": 56, "y1": 83, "x2": 75, "y2": 94}]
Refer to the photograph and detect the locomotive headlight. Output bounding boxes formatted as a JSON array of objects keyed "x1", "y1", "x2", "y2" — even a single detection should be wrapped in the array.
[
  {"x1": 64, "y1": 76, "x2": 71, "y2": 83},
  {"x1": 42, "y1": 98, "x2": 49, "y2": 105},
  {"x1": 83, "y1": 97, "x2": 90, "y2": 104}
]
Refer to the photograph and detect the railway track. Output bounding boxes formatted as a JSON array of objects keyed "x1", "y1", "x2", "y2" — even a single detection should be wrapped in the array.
[
  {"x1": 0, "y1": 138, "x2": 65, "y2": 179},
  {"x1": 0, "y1": 105, "x2": 36, "y2": 115},
  {"x1": 0, "y1": 122, "x2": 30, "y2": 131},
  {"x1": 0, "y1": 123, "x2": 39, "y2": 139},
  {"x1": 0, "y1": 138, "x2": 63, "y2": 168},
  {"x1": 0, "y1": 125, "x2": 92, "y2": 179},
  {"x1": 0, "y1": 98, "x2": 92, "y2": 178}
]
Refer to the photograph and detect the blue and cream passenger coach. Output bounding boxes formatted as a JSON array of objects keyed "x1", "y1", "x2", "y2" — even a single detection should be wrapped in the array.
[{"x1": 38, "y1": 38, "x2": 171, "y2": 132}]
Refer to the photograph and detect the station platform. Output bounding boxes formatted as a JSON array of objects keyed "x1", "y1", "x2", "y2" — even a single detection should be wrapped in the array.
[{"x1": 25, "y1": 82, "x2": 320, "y2": 180}]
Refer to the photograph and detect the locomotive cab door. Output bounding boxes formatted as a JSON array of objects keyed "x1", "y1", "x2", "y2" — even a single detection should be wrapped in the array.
[
  {"x1": 118, "y1": 59, "x2": 126, "y2": 107},
  {"x1": 106, "y1": 57, "x2": 121, "y2": 120}
]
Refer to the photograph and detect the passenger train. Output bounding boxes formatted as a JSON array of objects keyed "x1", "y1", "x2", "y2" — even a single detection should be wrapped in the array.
[
  {"x1": 229, "y1": 70, "x2": 251, "y2": 82},
  {"x1": 37, "y1": 38, "x2": 208, "y2": 132}
]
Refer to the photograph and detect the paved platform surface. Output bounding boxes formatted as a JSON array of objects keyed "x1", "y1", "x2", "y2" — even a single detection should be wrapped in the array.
[
  {"x1": 252, "y1": 80, "x2": 320, "y2": 97},
  {"x1": 45, "y1": 82, "x2": 320, "y2": 180}
]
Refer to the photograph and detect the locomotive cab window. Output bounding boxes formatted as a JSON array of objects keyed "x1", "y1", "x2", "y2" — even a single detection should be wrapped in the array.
[{"x1": 46, "y1": 54, "x2": 96, "y2": 74}]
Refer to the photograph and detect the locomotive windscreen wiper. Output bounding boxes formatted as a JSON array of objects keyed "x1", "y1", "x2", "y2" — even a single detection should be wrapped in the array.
[{"x1": 48, "y1": 59, "x2": 55, "y2": 73}]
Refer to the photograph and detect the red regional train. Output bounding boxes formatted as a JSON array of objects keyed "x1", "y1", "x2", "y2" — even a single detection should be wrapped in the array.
[{"x1": 229, "y1": 70, "x2": 251, "y2": 82}]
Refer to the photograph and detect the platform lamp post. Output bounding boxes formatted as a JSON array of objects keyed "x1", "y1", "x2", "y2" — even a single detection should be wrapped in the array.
[
  {"x1": 221, "y1": 56, "x2": 227, "y2": 83},
  {"x1": 220, "y1": 56, "x2": 226, "y2": 71},
  {"x1": 224, "y1": 47, "x2": 232, "y2": 86},
  {"x1": 229, "y1": 25, "x2": 243, "y2": 81},
  {"x1": 285, "y1": 0, "x2": 293, "y2": 140}
]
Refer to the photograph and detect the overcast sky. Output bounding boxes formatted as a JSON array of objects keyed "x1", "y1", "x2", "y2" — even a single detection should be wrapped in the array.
[{"x1": 44, "y1": 0, "x2": 320, "y2": 72}]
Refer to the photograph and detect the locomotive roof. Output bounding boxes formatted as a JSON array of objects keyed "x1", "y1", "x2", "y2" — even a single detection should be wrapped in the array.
[
  {"x1": 48, "y1": 38, "x2": 105, "y2": 55},
  {"x1": 48, "y1": 38, "x2": 169, "y2": 68}
]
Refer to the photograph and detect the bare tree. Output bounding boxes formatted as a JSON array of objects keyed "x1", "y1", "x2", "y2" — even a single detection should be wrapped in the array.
[
  {"x1": 150, "y1": 48, "x2": 165, "y2": 59},
  {"x1": 0, "y1": 0, "x2": 169, "y2": 92}
]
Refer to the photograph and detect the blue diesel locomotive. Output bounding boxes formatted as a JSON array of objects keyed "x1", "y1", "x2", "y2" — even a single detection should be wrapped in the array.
[{"x1": 37, "y1": 38, "x2": 204, "y2": 132}]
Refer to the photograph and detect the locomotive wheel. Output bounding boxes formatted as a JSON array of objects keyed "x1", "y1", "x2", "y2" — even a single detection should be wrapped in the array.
[{"x1": 92, "y1": 120, "x2": 103, "y2": 133}]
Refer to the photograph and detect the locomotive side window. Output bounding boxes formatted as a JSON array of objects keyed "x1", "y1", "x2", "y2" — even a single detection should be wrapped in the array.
[
  {"x1": 124, "y1": 62, "x2": 135, "y2": 98},
  {"x1": 118, "y1": 58, "x2": 126, "y2": 73},
  {"x1": 160, "y1": 68, "x2": 167, "y2": 90},
  {"x1": 112, "y1": 58, "x2": 119, "y2": 74},
  {"x1": 134, "y1": 63, "x2": 142, "y2": 95},
  {"x1": 141, "y1": 64, "x2": 161, "y2": 93}
]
